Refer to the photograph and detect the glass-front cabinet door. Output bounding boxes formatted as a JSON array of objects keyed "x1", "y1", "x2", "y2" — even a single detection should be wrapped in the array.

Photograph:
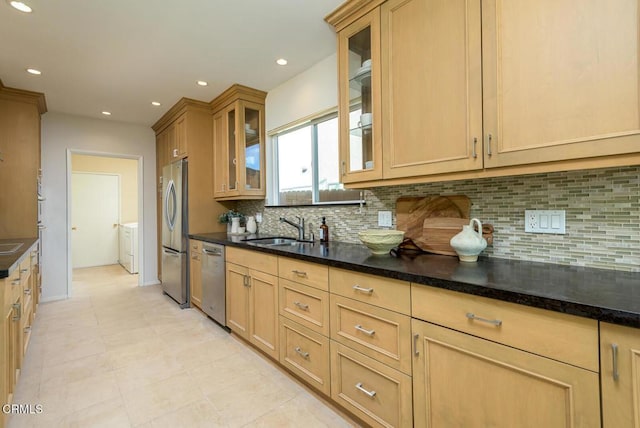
[
  {"x1": 241, "y1": 101, "x2": 264, "y2": 196},
  {"x1": 337, "y1": 8, "x2": 382, "y2": 183},
  {"x1": 212, "y1": 98, "x2": 265, "y2": 200}
]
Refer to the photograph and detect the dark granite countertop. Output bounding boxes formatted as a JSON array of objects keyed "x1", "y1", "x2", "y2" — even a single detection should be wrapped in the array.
[
  {"x1": 190, "y1": 232, "x2": 640, "y2": 328},
  {"x1": 0, "y1": 238, "x2": 38, "y2": 279}
]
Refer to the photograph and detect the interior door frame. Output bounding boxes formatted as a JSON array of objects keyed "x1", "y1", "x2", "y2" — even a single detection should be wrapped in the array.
[{"x1": 66, "y1": 149, "x2": 144, "y2": 296}]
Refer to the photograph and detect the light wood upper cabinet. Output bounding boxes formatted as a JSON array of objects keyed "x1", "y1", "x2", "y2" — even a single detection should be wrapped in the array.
[
  {"x1": 327, "y1": 0, "x2": 640, "y2": 186},
  {"x1": 600, "y1": 322, "x2": 640, "y2": 428},
  {"x1": 0, "y1": 81, "x2": 46, "y2": 239},
  {"x1": 211, "y1": 85, "x2": 266, "y2": 200},
  {"x1": 337, "y1": 9, "x2": 383, "y2": 183},
  {"x1": 381, "y1": 0, "x2": 483, "y2": 178},
  {"x1": 482, "y1": 0, "x2": 640, "y2": 168}
]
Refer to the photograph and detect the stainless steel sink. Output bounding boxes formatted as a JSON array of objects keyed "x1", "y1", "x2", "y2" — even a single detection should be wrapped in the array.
[
  {"x1": 0, "y1": 242, "x2": 23, "y2": 255},
  {"x1": 241, "y1": 237, "x2": 313, "y2": 247}
]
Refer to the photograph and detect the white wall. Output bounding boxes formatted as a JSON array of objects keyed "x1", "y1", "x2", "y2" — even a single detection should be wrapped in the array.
[
  {"x1": 41, "y1": 112, "x2": 158, "y2": 301},
  {"x1": 265, "y1": 53, "x2": 338, "y2": 132}
]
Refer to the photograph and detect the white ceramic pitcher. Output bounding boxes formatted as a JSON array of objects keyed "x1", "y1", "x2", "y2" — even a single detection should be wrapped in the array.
[{"x1": 450, "y1": 218, "x2": 487, "y2": 262}]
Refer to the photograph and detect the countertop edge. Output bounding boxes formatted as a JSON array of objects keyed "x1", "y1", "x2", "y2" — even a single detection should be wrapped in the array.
[
  {"x1": 0, "y1": 238, "x2": 38, "y2": 279},
  {"x1": 190, "y1": 233, "x2": 640, "y2": 329}
]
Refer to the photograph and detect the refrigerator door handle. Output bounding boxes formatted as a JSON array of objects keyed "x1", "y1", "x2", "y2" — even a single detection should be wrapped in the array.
[{"x1": 165, "y1": 179, "x2": 177, "y2": 231}]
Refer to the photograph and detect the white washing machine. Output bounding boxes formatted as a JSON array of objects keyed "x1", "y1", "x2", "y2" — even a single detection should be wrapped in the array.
[{"x1": 119, "y1": 222, "x2": 139, "y2": 274}]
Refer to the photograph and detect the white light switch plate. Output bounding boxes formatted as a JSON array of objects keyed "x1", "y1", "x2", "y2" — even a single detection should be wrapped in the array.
[
  {"x1": 378, "y1": 211, "x2": 393, "y2": 227},
  {"x1": 525, "y1": 210, "x2": 566, "y2": 234}
]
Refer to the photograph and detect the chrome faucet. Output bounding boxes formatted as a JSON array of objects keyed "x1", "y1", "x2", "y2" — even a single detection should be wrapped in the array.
[{"x1": 279, "y1": 216, "x2": 305, "y2": 240}]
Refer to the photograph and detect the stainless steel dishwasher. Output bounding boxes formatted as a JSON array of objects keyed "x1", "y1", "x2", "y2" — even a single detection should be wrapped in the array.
[{"x1": 200, "y1": 243, "x2": 227, "y2": 327}]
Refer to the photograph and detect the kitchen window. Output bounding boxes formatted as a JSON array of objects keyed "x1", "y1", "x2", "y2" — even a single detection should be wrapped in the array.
[{"x1": 268, "y1": 111, "x2": 362, "y2": 206}]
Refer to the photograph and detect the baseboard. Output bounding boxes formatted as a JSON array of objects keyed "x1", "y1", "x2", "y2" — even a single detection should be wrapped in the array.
[
  {"x1": 142, "y1": 280, "x2": 161, "y2": 286},
  {"x1": 40, "y1": 294, "x2": 69, "y2": 303}
]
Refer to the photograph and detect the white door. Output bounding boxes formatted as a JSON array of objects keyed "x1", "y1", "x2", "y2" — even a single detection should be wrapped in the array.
[{"x1": 72, "y1": 173, "x2": 120, "y2": 268}]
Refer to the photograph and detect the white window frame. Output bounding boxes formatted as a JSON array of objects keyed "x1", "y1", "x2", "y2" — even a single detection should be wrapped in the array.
[{"x1": 266, "y1": 110, "x2": 363, "y2": 207}]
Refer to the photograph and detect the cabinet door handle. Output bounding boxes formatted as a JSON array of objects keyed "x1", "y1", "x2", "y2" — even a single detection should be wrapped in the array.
[
  {"x1": 243, "y1": 275, "x2": 251, "y2": 287},
  {"x1": 472, "y1": 137, "x2": 478, "y2": 158},
  {"x1": 612, "y1": 343, "x2": 620, "y2": 381},
  {"x1": 222, "y1": 184, "x2": 226, "y2": 192},
  {"x1": 294, "y1": 346, "x2": 309, "y2": 359},
  {"x1": 355, "y1": 382, "x2": 376, "y2": 398},
  {"x1": 487, "y1": 134, "x2": 493, "y2": 156},
  {"x1": 355, "y1": 324, "x2": 375, "y2": 336},
  {"x1": 12, "y1": 303, "x2": 21, "y2": 322},
  {"x1": 172, "y1": 148, "x2": 178, "y2": 157},
  {"x1": 291, "y1": 270, "x2": 308, "y2": 278},
  {"x1": 352, "y1": 285, "x2": 373, "y2": 294},
  {"x1": 414, "y1": 333, "x2": 420, "y2": 356},
  {"x1": 466, "y1": 312, "x2": 502, "y2": 326},
  {"x1": 293, "y1": 301, "x2": 309, "y2": 311}
]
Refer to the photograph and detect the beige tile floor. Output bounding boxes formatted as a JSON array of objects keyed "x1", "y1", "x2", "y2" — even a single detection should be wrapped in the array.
[{"x1": 8, "y1": 265, "x2": 358, "y2": 428}]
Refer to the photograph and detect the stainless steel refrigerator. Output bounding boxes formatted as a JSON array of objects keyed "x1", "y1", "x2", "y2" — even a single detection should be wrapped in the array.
[{"x1": 161, "y1": 158, "x2": 189, "y2": 308}]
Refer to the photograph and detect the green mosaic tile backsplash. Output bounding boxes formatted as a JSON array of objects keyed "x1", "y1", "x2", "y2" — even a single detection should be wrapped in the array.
[{"x1": 238, "y1": 166, "x2": 640, "y2": 272}]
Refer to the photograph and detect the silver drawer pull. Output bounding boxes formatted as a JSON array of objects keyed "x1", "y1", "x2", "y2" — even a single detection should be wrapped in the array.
[
  {"x1": 293, "y1": 301, "x2": 309, "y2": 311},
  {"x1": 355, "y1": 324, "x2": 375, "y2": 336},
  {"x1": 612, "y1": 343, "x2": 619, "y2": 381},
  {"x1": 11, "y1": 280, "x2": 20, "y2": 286},
  {"x1": 414, "y1": 333, "x2": 420, "y2": 356},
  {"x1": 355, "y1": 382, "x2": 376, "y2": 398},
  {"x1": 20, "y1": 268, "x2": 29, "y2": 273},
  {"x1": 24, "y1": 326, "x2": 31, "y2": 334},
  {"x1": 294, "y1": 346, "x2": 309, "y2": 359},
  {"x1": 352, "y1": 285, "x2": 373, "y2": 294},
  {"x1": 466, "y1": 312, "x2": 502, "y2": 326},
  {"x1": 24, "y1": 288, "x2": 31, "y2": 295},
  {"x1": 291, "y1": 270, "x2": 308, "y2": 278}
]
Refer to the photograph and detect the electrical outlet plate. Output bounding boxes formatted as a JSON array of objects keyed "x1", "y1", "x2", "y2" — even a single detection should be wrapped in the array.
[
  {"x1": 525, "y1": 210, "x2": 566, "y2": 234},
  {"x1": 378, "y1": 211, "x2": 393, "y2": 227}
]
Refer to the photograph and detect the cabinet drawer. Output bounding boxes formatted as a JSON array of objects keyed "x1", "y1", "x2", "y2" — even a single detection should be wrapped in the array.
[
  {"x1": 279, "y1": 317, "x2": 330, "y2": 396},
  {"x1": 411, "y1": 285, "x2": 599, "y2": 371},
  {"x1": 278, "y1": 257, "x2": 328, "y2": 291},
  {"x1": 330, "y1": 341, "x2": 412, "y2": 428},
  {"x1": 329, "y1": 268, "x2": 410, "y2": 315},
  {"x1": 19, "y1": 258, "x2": 31, "y2": 287},
  {"x1": 331, "y1": 294, "x2": 412, "y2": 374},
  {"x1": 279, "y1": 279, "x2": 329, "y2": 336},
  {"x1": 190, "y1": 239, "x2": 202, "y2": 253},
  {"x1": 227, "y1": 247, "x2": 277, "y2": 275}
]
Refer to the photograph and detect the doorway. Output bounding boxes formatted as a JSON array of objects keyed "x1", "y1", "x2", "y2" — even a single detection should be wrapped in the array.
[
  {"x1": 71, "y1": 172, "x2": 120, "y2": 268},
  {"x1": 68, "y1": 152, "x2": 143, "y2": 294}
]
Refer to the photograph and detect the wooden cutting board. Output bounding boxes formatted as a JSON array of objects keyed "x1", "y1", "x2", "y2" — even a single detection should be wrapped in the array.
[
  {"x1": 396, "y1": 195, "x2": 471, "y2": 241},
  {"x1": 418, "y1": 218, "x2": 469, "y2": 256}
]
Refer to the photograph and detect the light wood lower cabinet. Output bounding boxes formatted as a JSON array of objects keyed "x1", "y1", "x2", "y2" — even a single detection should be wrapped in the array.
[
  {"x1": 225, "y1": 248, "x2": 279, "y2": 360},
  {"x1": 412, "y1": 318, "x2": 600, "y2": 428},
  {"x1": 189, "y1": 240, "x2": 202, "y2": 309},
  {"x1": 331, "y1": 341, "x2": 412, "y2": 428},
  {"x1": 279, "y1": 316, "x2": 331, "y2": 396},
  {"x1": 600, "y1": 322, "x2": 640, "y2": 428},
  {"x1": 330, "y1": 294, "x2": 411, "y2": 375}
]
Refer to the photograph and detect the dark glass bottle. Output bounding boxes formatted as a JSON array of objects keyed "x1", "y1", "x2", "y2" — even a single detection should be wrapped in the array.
[{"x1": 319, "y1": 217, "x2": 329, "y2": 243}]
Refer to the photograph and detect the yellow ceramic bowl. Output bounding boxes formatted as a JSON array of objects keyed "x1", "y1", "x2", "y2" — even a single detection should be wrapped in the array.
[{"x1": 358, "y1": 230, "x2": 405, "y2": 255}]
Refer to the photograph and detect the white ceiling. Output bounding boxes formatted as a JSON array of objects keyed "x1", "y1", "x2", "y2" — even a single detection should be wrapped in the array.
[{"x1": 0, "y1": 0, "x2": 343, "y2": 126}]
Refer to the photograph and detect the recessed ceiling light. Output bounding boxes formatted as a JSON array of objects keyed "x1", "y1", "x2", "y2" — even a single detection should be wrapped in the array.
[
  {"x1": 276, "y1": 58, "x2": 288, "y2": 66},
  {"x1": 196, "y1": 80, "x2": 208, "y2": 87},
  {"x1": 101, "y1": 111, "x2": 112, "y2": 116},
  {"x1": 151, "y1": 101, "x2": 161, "y2": 106},
  {"x1": 26, "y1": 68, "x2": 41, "y2": 75},
  {"x1": 9, "y1": 1, "x2": 32, "y2": 13}
]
